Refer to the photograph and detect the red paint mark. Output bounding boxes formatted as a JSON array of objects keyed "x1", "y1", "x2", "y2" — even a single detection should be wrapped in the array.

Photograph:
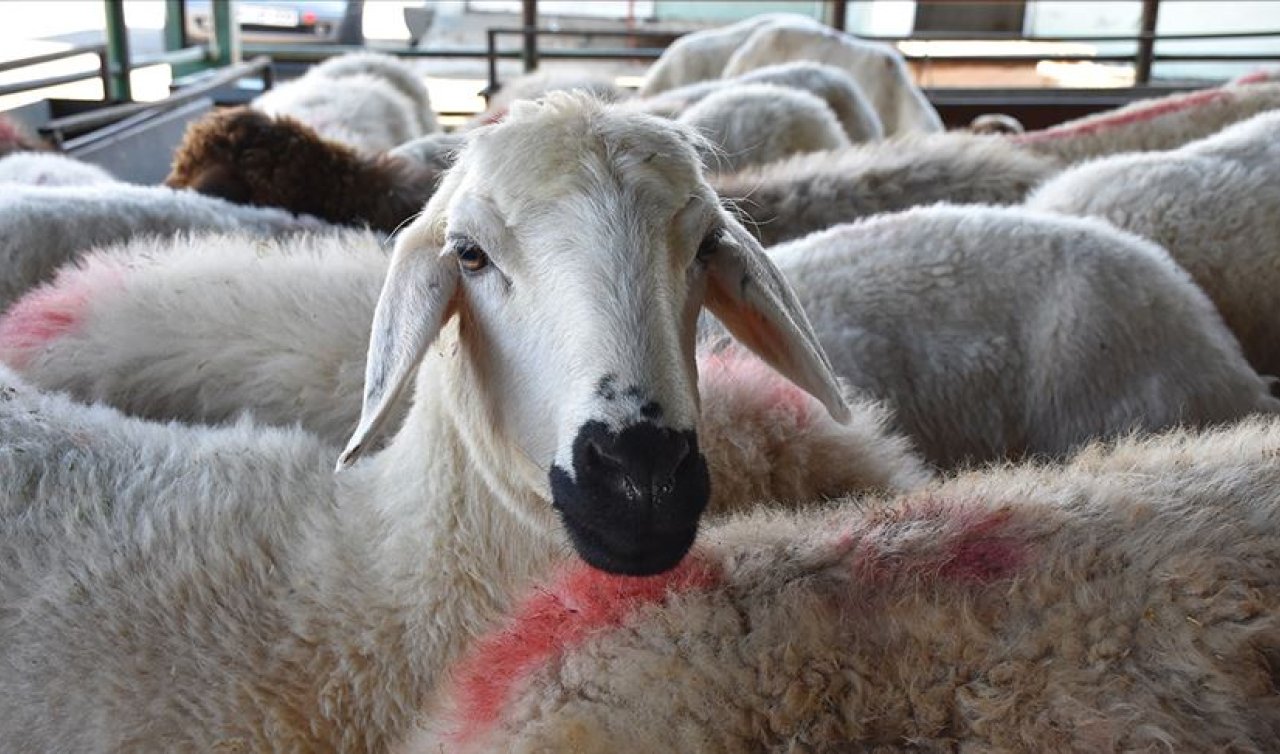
[
  {"x1": 842, "y1": 497, "x2": 1027, "y2": 588},
  {"x1": 1015, "y1": 87, "x2": 1229, "y2": 143},
  {"x1": 0, "y1": 116, "x2": 25, "y2": 147},
  {"x1": 444, "y1": 555, "x2": 721, "y2": 746},
  {"x1": 480, "y1": 108, "x2": 508, "y2": 125},
  {"x1": 1235, "y1": 68, "x2": 1277, "y2": 86},
  {"x1": 698, "y1": 347, "x2": 818, "y2": 429},
  {"x1": 0, "y1": 257, "x2": 125, "y2": 368}
]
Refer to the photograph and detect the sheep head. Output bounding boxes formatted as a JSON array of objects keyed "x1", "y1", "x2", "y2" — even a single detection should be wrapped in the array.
[{"x1": 340, "y1": 92, "x2": 848, "y2": 575}]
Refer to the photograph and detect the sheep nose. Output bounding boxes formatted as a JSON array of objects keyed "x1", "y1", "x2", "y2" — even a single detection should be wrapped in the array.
[{"x1": 582, "y1": 427, "x2": 691, "y2": 506}]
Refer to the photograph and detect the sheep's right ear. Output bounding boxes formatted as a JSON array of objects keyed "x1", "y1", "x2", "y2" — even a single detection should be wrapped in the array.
[{"x1": 337, "y1": 244, "x2": 458, "y2": 470}]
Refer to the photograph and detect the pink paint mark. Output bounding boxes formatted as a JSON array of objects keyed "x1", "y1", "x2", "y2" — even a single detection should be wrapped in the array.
[
  {"x1": 0, "y1": 256, "x2": 126, "y2": 368},
  {"x1": 1015, "y1": 87, "x2": 1230, "y2": 143},
  {"x1": 480, "y1": 108, "x2": 508, "y2": 125},
  {"x1": 444, "y1": 555, "x2": 721, "y2": 747},
  {"x1": 842, "y1": 497, "x2": 1027, "y2": 589},
  {"x1": 1235, "y1": 68, "x2": 1277, "y2": 86},
  {"x1": 698, "y1": 347, "x2": 820, "y2": 430},
  {"x1": 0, "y1": 116, "x2": 26, "y2": 148}
]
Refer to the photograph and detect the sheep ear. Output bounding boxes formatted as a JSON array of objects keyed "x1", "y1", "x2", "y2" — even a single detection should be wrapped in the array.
[
  {"x1": 337, "y1": 245, "x2": 459, "y2": 470},
  {"x1": 703, "y1": 222, "x2": 851, "y2": 423}
]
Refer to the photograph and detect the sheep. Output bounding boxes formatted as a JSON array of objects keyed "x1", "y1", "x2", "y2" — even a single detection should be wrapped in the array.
[
  {"x1": 754, "y1": 205, "x2": 1276, "y2": 467},
  {"x1": 635, "y1": 61, "x2": 884, "y2": 143},
  {"x1": 1014, "y1": 81, "x2": 1280, "y2": 164},
  {"x1": 721, "y1": 17, "x2": 944, "y2": 135},
  {"x1": 165, "y1": 106, "x2": 447, "y2": 232},
  {"x1": 637, "y1": 13, "x2": 800, "y2": 96},
  {"x1": 409, "y1": 417, "x2": 1280, "y2": 754},
  {"x1": 0, "y1": 92, "x2": 897, "y2": 751},
  {"x1": 677, "y1": 84, "x2": 851, "y2": 172},
  {"x1": 1231, "y1": 65, "x2": 1280, "y2": 86},
  {"x1": 968, "y1": 112, "x2": 1025, "y2": 134},
  {"x1": 8, "y1": 200, "x2": 1272, "y2": 471},
  {"x1": 0, "y1": 182, "x2": 324, "y2": 313},
  {"x1": 711, "y1": 132, "x2": 1060, "y2": 247},
  {"x1": 471, "y1": 68, "x2": 626, "y2": 128},
  {"x1": 1027, "y1": 109, "x2": 1280, "y2": 379},
  {"x1": 0, "y1": 151, "x2": 117, "y2": 187},
  {"x1": 309, "y1": 51, "x2": 439, "y2": 135},
  {"x1": 389, "y1": 131, "x2": 468, "y2": 172},
  {"x1": 0, "y1": 227, "x2": 929, "y2": 502},
  {"x1": 253, "y1": 52, "x2": 435, "y2": 153}
]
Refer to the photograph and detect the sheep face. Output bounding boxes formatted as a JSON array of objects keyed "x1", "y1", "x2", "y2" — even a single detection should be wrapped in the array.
[{"x1": 340, "y1": 93, "x2": 848, "y2": 575}]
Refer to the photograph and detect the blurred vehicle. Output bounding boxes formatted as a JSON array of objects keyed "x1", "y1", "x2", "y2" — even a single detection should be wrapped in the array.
[{"x1": 184, "y1": 1, "x2": 362, "y2": 45}]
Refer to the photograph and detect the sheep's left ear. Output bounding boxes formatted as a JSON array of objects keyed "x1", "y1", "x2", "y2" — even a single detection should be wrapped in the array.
[
  {"x1": 337, "y1": 242, "x2": 459, "y2": 470},
  {"x1": 703, "y1": 222, "x2": 850, "y2": 423}
]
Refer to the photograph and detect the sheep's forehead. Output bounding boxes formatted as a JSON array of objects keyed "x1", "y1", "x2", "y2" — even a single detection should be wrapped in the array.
[{"x1": 463, "y1": 101, "x2": 706, "y2": 222}]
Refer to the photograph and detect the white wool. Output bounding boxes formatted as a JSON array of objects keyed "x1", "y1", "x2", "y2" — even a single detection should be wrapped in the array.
[
  {"x1": 721, "y1": 16, "x2": 943, "y2": 135},
  {"x1": 405, "y1": 417, "x2": 1280, "y2": 753},
  {"x1": 1027, "y1": 109, "x2": 1280, "y2": 378},
  {"x1": 677, "y1": 84, "x2": 850, "y2": 172},
  {"x1": 635, "y1": 61, "x2": 883, "y2": 143},
  {"x1": 637, "y1": 13, "x2": 799, "y2": 96},
  {"x1": 0, "y1": 151, "x2": 116, "y2": 187},
  {"x1": 753, "y1": 204, "x2": 1277, "y2": 467},
  {"x1": 253, "y1": 52, "x2": 437, "y2": 153},
  {"x1": 1015, "y1": 81, "x2": 1280, "y2": 164},
  {"x1": 0, "y1": 182, "x2": 325, "y2": 313}
]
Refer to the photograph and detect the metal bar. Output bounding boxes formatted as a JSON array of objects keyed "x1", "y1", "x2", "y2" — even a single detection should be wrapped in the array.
[
  {"x1": 0, "y1": 44, "x2": 107, "y2": 73},
  {"x1": 42, "y1": 56, "x2": 272, "y2": 138},
  {"x1": 1136, "y1": 0, "x2": 1161, "y2": 84},
  {"x1": 243, "y1": 44, "x2": 527, "y2": 59},
  {"x1": 0, "y1": 71, "x2": 103, "y2": 98},
  {"x1": 132, "y1": 46, "x2": 209, "y2": 68},
  {"x1": 830, "y1": 0, "x2": 847, "y2": 31},
  {"x1": 163, "y1": 0, "x2": 186, "y2": 51},
  {"x1": 211, "y1": 0, "x2": 241, "y2": 67},
  {"x1": 522, "y1": 0, "x2": 538, "y2": 72},
  {"x1": 103, "y1": 0, "x2": 131, "y2": 101},
  {"x1": 481, "y1": 25, "x2": 1280, "y2": 43},
  {"x1": 487, "y1": 28, "x2": 500, "y2": 98}
]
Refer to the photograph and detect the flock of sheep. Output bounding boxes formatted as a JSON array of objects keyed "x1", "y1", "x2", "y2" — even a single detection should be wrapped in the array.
[{"x1": 2, "y1": 13, "x2": 1280, "y2": 752}]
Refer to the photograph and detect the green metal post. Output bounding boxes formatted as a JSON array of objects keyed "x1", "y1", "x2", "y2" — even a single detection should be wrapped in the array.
[
  {"x1": 211, "y1": 0, "x2": 242, "y2": 68},
  {"x1": 163, "y1": 0, "x2": 204, "y2": 76},
  {"x1": 103, "y1": 0, "x2": 131, "y2": 101}
]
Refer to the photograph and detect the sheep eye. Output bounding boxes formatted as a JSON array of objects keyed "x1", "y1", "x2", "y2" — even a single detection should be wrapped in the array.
[
  {"x1": 454, "y1": 240, "x2": 489, "y2": 273},
  {"x1": 696, "y1": 230, "x2": 722, "y2": 264}
]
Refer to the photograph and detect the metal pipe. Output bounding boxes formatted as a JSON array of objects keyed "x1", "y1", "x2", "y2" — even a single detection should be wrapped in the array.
[
  {"x1": 830, "y1": 0, "x2": 847, "y2": 31},
  {"x1": 104, "y1": 0, "x2": 132, "y2": 101},
  {"x1": 211, "y1": 0, "x2": 242, "y2": 67},
  {"x1": 0, "y1": 44, "x2": 107, "y2": 73},
  {"x1": 1136, "y1": 0, "x2": 1161, "y2": 84},
  {"x1": 522, "y1": 0, "x2": 538, "y2": 72}
]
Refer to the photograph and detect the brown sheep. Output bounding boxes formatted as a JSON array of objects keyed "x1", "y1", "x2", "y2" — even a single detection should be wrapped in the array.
[{"x1": 165, "y1": 107, "x2": 445, "y2": 233}]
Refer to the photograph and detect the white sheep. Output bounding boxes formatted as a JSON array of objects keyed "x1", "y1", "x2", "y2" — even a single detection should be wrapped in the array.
[
  {"x1": 711, "y1": 131, "x2": 1060, "y2": 246},
  {"x1": 471, "y1": 68, "x2": 626, "y2": 127},
  {"x1": 8, "y1": 200, "x2": 1272, "y2": 471},
  {"x1": 1231, "y1": 65, "x2": 1280, "y2": 86},
  {"x1": 408, "y1": 416, "x2": 1280, "y2": 753},
  {"x1": 753, "y1": 205, "x2": 1278, "y2": 467},
  {"x1": 0, "y1": 151, "x2": 116, "y2": 187},
  {"x1": 721, "y1": 16, "x2": 944, "y2": 135},
  {"x1": 636, "y1": 61, "x2": 884, "y2": 143},
  {"x1": 677, "y1": 84, "x2": 851, "y2": 172},
  {"x1": 637, "y1": 13, "x2": 799, "y2": 96},
  {"x1": 0, "y1": 228, "x2": 927, "y2": 501},
  {"x1": 389, "y1": 131, "x2": 468, "y2": 172},
  {"x1": 1027, "y1": 109, "x2": 1280, "y2": 378},
  {"x1": 253, "y1": 52, "x2": 435, "y2": 153},
  {"x1": 310, "y1": 51, "x2": 439, "y2": 135},
  {"x1": 0, "y1": 93, "x2": 908, "y2": 751},
  {"x1": 0, "y1": 183, "x2": 323, "y2": 313},
  {"x1": 1014, "y1": 81, "x2": 1280, "y2": 164}
]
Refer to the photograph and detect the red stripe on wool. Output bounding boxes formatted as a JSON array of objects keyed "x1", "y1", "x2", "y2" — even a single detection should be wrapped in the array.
[
  {"x1": 1015, "y1": 87, "x2": 1229, "y2": 143},
  {"x1": 0, "y1": 259, "x2": 125, "y2": 368},
  {"x1": 844, "y1": 497, "x2": 1028, "y2": 588},
  {"x1": 444, "y1": 555, "x2": 721, "y2": 747},
  {"x1": 698, "y1": 347, "x2": 820, "y2": 429}
]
